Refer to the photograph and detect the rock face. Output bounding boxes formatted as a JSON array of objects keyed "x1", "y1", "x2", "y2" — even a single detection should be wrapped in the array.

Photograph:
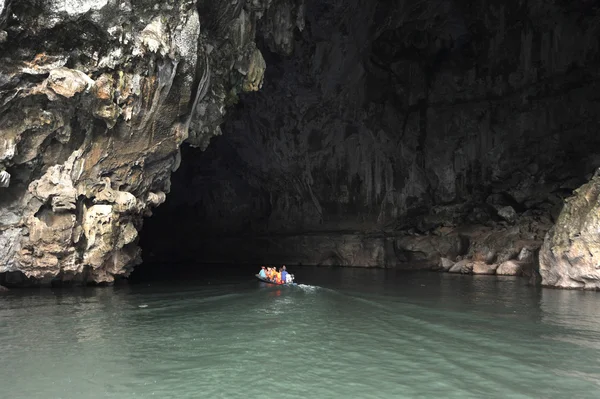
[
  {"x1": 496, "y1": 261, "x2": 523, "y2": 277},
  {"x1": 0, "y1": 0, "x2": 302, "y2": 284},
  {"x1": 471, "y1": 262, "x2": 498, "y2": 276},
  {"x1": 2, "y1": 0, "x2": 600, "y2": 287},
  {"x1": 143, "y1": 0, "x2": 598, "y2": 275},
  {"x1": 540, "y1": 171, "x2": 600, "y2": 290}
]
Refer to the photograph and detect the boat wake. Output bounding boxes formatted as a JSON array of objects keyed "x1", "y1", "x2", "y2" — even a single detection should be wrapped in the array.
[{"x1": 296, "y1": 284, "x2": 319, "y2": 291}]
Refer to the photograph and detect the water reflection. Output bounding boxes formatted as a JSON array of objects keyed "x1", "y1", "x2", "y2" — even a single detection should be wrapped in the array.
[
  {"x1": 540, "y1": 288, "x2": 600, "y2": 353},
  {"x1": 2, "y1": 270, "x2": 600, "y2": 398},
  {"x1": 541, "y1": 288, "x2": 600, "y2": 329},
  {"x1": 0, "y1": 286, "x2": 141, "y2": 398}
]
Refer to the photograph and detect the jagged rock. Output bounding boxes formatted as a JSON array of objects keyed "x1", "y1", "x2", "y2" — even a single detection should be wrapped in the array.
[
  {"x1": 393, "y1": 234, "x2": 468, "y2": 264},
  {"x1": 540, "y1": 171, "x2": 600, "y2": 289},
  {"x1": 465, "y1": 221, "x2": 546, "y2": 268},
  {"x1": 496, "y1": 260, "x2": 523, "y2": 276},
  {"x1": 242, "y1": 49, "x2": 267, "y2": 92},
  {"x1": 497, "y1": 206, "x2": 518, "y2": 224},
  {"x1": 27, "y1": 152, "x2": 79, "y2": 212},
  {"x1": 134, "y1": 17, "x2": 170, "y2": 57},
  {"x1": 517, "y1": 247, "x2": 534, "y2": 264},
  {"x1": 0, "y1": 0, "x2": 303, "y2": 285},
  {"x1": 45, "y1": 67, "x2": 94, "y2": 99},
  {"x1": 146, "y1": 192, "x2": 166, "y2": 208}
]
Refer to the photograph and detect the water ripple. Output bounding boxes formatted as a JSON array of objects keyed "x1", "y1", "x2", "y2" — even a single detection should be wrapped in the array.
[{"x1": 1, "y1": 272, "x2": 600, "y2": 398}]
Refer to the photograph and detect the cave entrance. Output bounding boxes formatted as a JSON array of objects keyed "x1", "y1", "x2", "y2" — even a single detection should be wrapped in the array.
[
  {"x1": 136, "y1": 0, "x2": 600, "y2": 282},
  {"x1": 136, "y1": 138, "x2": 268, "y2": 281}
]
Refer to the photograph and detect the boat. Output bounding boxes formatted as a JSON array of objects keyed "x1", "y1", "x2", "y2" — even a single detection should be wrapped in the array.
[{"x1": 255, "y1": 274, "x2": 298, "y2": 286}]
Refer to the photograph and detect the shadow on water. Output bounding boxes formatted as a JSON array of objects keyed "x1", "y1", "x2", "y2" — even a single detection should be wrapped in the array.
[{"x1": 128, "y1": 261, "x2": 265, "y2": 284}]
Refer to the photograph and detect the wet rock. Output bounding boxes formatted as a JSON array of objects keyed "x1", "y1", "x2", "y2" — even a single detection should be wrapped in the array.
[
  {"x1": 540, "y1": 171, "x2": 600, "y2": 289},
  {"x1": 447, "y1": 259, "x2": 496, "y2": 275},
  {"x1": 472, "y1": 261, "x2": 498, "y2": 275},
  {"x1": 496, "y1": 260, "x2": 523, "y2": 276},
  {"x1": 448, "y1": 259, "x2": 471, "y2": 274}
]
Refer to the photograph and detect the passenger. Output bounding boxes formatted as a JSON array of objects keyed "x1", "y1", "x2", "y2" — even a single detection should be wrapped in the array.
[
  {"x1": 258, "y1": 266, "x2": 267, "y2": 279},
  {"x1": 280, "y1": 267, "x2": 288, "y2": 284},
  {"x1": 285, "y1": 273, "x2": 294, "y2": 283},
  {"x1": 275, "y1": 269, "x2": 282, "y2": 284}
]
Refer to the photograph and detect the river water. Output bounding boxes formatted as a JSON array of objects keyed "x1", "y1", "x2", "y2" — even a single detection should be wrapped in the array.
[{"x1": 1, "y1": 266, "x2": 600, "y2": 398}]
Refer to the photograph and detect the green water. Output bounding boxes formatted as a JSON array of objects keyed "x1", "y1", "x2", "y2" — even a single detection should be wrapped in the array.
[{"x1": 2, "y1": 267, "x2": 600, "y2": 398}]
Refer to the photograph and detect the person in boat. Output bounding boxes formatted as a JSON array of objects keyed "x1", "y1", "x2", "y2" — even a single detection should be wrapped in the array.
[
  {"x1": 283, "y1": 265, "x2": 295, "y2": 283},
  {"x1": 258, "y1": 266, "x2": 267, "y2": 279},
  {"x1": 280, "y1": 266, "x2": 288, "y2": 284}
]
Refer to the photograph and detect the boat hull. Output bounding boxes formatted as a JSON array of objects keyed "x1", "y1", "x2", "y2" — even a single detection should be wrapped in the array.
[{"x1": 255, "y1": 274, "x2": 297, "y2": 286}]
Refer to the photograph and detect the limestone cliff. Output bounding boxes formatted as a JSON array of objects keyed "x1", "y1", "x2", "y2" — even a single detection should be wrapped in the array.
[
  {"x1": 540, "y1": 171, "x2": 600, "y2": 290},
  {"x1": 0, "y1": 0, "x2": 302, "y2": 284}
]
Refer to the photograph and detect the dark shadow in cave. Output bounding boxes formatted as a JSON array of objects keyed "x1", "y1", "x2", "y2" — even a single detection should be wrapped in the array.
[
  {"x1": 136, "y1": 34, "x2": 300, "y2": 278},
  {"x1": 136, "y1": 0, "x2": 600, "y2": 281}
]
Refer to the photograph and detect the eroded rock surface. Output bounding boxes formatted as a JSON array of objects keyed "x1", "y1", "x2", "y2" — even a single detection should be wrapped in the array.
[
  {"x1": 0, "y1": 0, "x2": 302, "y2": 284},
  {"x1": 496, "y1": 261, "x2": 523, "y2": 277},
  {"x1": 3, "y1": 0, "x2": 600, "y2": 288},
  {"x1": 540, "y1": 171, "x2": 600, "y2": 290}
]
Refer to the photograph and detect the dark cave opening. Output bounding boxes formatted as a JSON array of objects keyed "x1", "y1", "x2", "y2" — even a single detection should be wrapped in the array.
[{"x1": 137, "y1": 0, "x2": 600, "y2": 280}]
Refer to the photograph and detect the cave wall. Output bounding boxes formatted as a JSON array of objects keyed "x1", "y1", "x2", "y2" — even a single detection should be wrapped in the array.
[
  {"x1": 0, "y1": 0, "x2": 302, "y2": 285},
  {"x1": 145, "y1": 0, "x2": 600, "y2": 269},
  {"x1": 2, "y1": 0, "x2": 600, "y2": 286}
]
